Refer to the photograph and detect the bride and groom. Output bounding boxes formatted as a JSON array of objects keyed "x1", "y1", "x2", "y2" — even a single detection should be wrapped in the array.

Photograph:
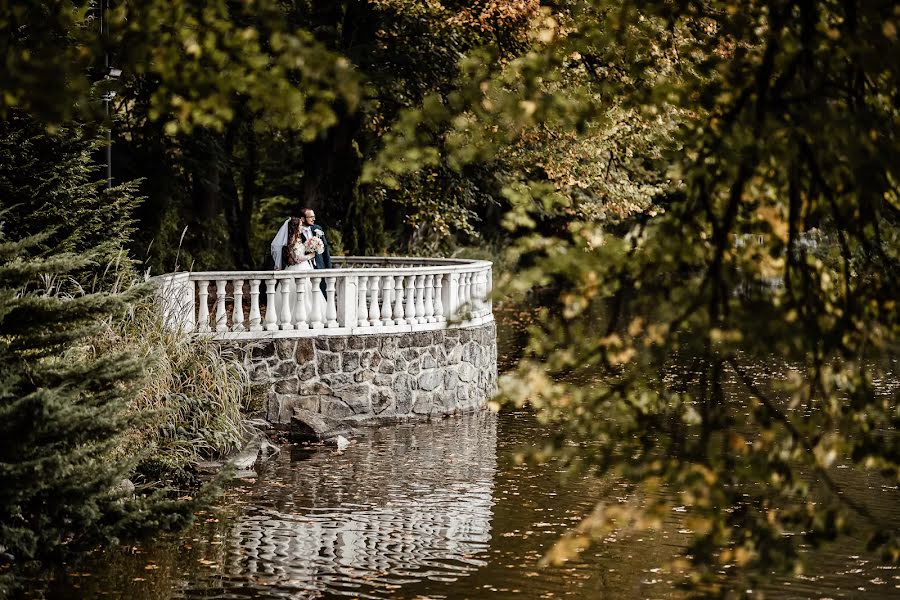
[{"x1": 269, "y1": 208, "x2": 332, "y2": 324}]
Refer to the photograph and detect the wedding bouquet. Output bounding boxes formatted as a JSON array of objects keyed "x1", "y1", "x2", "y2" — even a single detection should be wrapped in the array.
[{"x1": 304, "y1": 235, "x2": 325, "y2": 255}]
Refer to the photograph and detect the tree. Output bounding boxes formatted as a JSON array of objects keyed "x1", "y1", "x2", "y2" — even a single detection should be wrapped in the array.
[
  {"x1": 0, "y1": 112, "x2": 141, "y2": 289},
  {"x1": 377, "y1": 0, "x2": 900, "y2": 594},
  {"x1": 0, "y1": 231, "x2": 196, "y2": 589}
]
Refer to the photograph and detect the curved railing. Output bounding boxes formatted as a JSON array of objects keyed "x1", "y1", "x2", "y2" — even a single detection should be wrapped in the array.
[{"x1": 155, "y1": 256, "x2": 493, "y2": 339}]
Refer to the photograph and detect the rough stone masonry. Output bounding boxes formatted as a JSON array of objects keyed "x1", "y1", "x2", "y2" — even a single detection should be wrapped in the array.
[{"x1": 235, "y1": 322, "x2": 497, "y2": 427}]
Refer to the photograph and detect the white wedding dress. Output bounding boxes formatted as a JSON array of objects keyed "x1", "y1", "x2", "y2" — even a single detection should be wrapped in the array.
[{"x1": 272, "y1": 254, "x2": 319, "y2": 327}]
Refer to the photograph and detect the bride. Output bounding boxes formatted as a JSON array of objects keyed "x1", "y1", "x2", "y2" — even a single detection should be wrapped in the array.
[{"x1": 270, "y1": 217, "x2": 318, "y2": 327}]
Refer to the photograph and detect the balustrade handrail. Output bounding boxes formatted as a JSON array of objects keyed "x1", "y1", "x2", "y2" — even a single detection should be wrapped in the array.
[{"x1": 155, "y1": 256, "x2": 494, "y2": 339}]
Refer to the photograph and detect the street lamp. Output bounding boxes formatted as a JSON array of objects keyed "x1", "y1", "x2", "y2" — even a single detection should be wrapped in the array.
[{"x1": 100, "y1": 1, "x2": 121, "y2": 190}]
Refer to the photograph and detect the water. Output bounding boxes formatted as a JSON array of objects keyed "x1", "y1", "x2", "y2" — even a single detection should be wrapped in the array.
[{"x1": 26, "y1": 307, "x2": 900, "y2": 599}]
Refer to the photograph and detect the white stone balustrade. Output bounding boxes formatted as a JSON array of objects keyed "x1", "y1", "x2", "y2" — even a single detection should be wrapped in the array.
[{"x1": 155, "y1": 257, "x2": 493, "y2": 339}]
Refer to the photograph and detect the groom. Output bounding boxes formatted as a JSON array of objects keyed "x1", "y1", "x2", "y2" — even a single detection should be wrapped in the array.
[{"x1": 299, "y1": 207, "x2": 332, "y2": 270}]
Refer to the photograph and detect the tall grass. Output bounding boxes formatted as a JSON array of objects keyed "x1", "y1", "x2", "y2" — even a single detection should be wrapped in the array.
[{"x1": 89, "y1": 291, "x2": 251, "y2": 485}]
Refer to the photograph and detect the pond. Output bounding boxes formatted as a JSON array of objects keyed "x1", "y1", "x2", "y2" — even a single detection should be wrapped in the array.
[{"x1": 28, "y1": 308, "x2": 899, "y2": 599}]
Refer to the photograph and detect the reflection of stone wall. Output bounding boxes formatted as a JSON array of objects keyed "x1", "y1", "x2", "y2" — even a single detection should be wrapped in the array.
[
  {"x1": 232, "y1": 322, "x2": 496, "y2": 426},
  {"x1": 222, "y1": 413, "x2": 497, "y2": 596}
]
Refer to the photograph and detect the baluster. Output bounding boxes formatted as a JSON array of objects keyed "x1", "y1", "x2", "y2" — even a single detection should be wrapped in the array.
[
  {"x1": 310, "y1": 276, "x2": 324, "y2": 328},
  {"x1": 279, "y1": 277, "x2": 293, "y2": 330},
  {"x1": 465, "y1": 272, "x2": 474, "y2": 318},
  {"x1": 325, "y1": 276, "x2": 338, "y2": 327},
  {"x1": 487, "y1": 267, "x2": 494, "y2": 315},
  {"x1": 249, "y1": 279, "x2": 262, "y2": 331},
  {"x1": 433, "y1": 274, "x2": 444, "y2": 322},
  {"x1": 357, "y1": 275, "x2": 369, "y2": 327},
  {"x1": 214, "y1": 280, "x2": 228, "y2": 332},
  {"x1": 264, "y1": 279, "x2": 278, "y2": 330},
  {"x1": 196, "y1": 280, "x2": 210, "y2": 332},
  {"x1": 393, "y1": 275, "x2": 406, "y2": 325},
  {"x1": 424, "y1": 274, "x2": 435, "y2": 323},
  {"x1": 382, "y1": 275, "x2": 394, "y2": 326},
  {"x1": 368, "y1": 275, "x2": 381, "y2": 326},
  {"x1": 404, "y1": 275, "x2": 416, "y2": 324},
  {"x1": 458, "y1": 272, "x2": 467, "y2": 319},
  {"x1": 232, "y1": 279, "x2": 245, "y2": 331},
  {"x1": 476, "y1": 271, "x2": 486, "y2": 316},
  {"x1": 294, "y1": 276, "x2": 309, "y2": 330},
  {"x1": 469, "y1": 272, "x2": 479, "y2": 317},
  {"x1": 414, "y1": 275, "x2": 426, "y2": 324}
]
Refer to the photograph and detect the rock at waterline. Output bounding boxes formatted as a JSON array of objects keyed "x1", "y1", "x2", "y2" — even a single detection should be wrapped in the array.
[{"x1": 290, "y1": 408, "x2": 351, "y2": 444}]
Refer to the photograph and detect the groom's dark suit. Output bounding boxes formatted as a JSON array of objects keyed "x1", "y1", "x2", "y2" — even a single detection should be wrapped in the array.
[{"x1": 301, "y1": 224, "x2": 332, "y2": 270}]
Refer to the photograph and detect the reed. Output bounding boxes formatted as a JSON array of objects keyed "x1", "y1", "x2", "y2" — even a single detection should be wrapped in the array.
[{"x1": 89, "y1": 291, "x2": 251, "y2": 485}]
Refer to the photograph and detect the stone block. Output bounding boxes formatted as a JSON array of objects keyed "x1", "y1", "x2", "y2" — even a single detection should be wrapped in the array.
[
  {"x1": 275, "y1": 339, "x2": 296, "y2": 360},
  {"x1": 444, "y1": 370, "x2": 459, "y2": 390},
  {"x1": 315, "y1": 338, "x2": 329, "y2": 350},
  {"x1": 398, "y1": 334, "x2": 413, "y2": 348},
  {"x1": 439, "y1": 391, "x2": 457, "y2": 411},
  {"x1": 323, "y1": 373, "x2": 354, "y2": 388},
  {"x1": 295, "y1": 339, "x2": 315, "y2": 363},
  {"x1": 394, "y1": 375, "x2": 413, "y2": 413},
  {"x1": 365, "y1": 336, "x2": 379, "y2": 349},
  {"x1": 412, "y1": 392, "x2": 435, "y2": 415},
  {"x1": 372, "y1": 389, "x2": 392, "y2": 413},
  {"x1": 381, "y1": 337, "x2": 399, "y2": 359},
  {"x1": 413, "y1": 331, "x2": 433, "y2": 346},
  {"x1": 396, "y1": 356, "x2": 408, "y2": 371},
  {"x1": 298, "y1": 361, "x2": 317, "y2": 381},
  {"x1": 374, "y1": 374, "x2": 392, "y2": 387},
  {"x1": 318, "y1": 352, "x2": 340, "y2": 374},
  {"x1": 462, "y1": 343, "x2": 478, "y2": 364},
  {"x1": 354, "y1": 370, "x2": 376, "y2": 383},
  {"x1": 298, "y1": 382, "x2": 332, "y2": 395},
  {"x1": 408, "y1": 360, "x2": 421, "y2": 376},
  {"x1": 341, "y1": 351, "x2": 361, "y2": 372},
  {"x1": 251, "y1": 341, "x2": 277, "y2": 360},
  {"x1": 458, "y1": 362, "x2": 477, "y2": 382},
  {"x1": 248, "y1": 362, "x2": 270, "y2": 383},
  {"x1": 274, "y1": 377, "x2": 299, "y2": 394},
  {"x1": 319, "y1": 397, "x2": 355, "y2": 419},
  {"x1": 275, "y1": 393, "x2": 311, "y2": 424},
  {"x1": 447, "y1": 345, "x2": 463, "y2": 364},
  {"x1": 378, "y1": 359, "x2": 396, "y2": 374},
  {"x1": 335, "y1": 384, "x2": 371, "y2": 414},
  {"x1": 328, "y1": 337, "x2": 348, "y2": 352},
  {"x1": 418, "y1": 370, "x2": 442, "y2": 392},
  {"x1": 422, "y1": 354, "x2": 437, "y2": 370},
  {"x1": 265, "y1": 391, "x2": 280, "y2": 423},
  {"x1": 348, "y1": 336, "x2": 365, "y2": 350},
  {"x1": 272, "y1": 360, "x2": 299, "y2": 379},
  {"x1": 290, "y1": 408, "x2": 348, "y2": 442},
  {"x1": 402, "y1": 348, "x2": 420, "y2": 362}
]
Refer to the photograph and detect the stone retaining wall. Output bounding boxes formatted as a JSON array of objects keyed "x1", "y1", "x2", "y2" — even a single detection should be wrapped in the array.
[{"x1": 232, "y1": 322, "x2": 497, "y2": 427}]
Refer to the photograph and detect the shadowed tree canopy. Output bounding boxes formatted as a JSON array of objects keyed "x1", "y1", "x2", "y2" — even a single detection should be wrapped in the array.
[{"x1": 372, "y1": 0, "x2": 900, "y2": 595}]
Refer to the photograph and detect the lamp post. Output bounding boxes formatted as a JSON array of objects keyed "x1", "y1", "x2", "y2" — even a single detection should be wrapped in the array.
[{"x1": 100, "y1": 1, "x2": 121, "y2": 189}]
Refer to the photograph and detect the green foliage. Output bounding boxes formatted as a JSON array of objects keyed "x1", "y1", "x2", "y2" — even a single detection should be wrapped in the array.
[
  {"x1": 0, "y1": 232, "x2": 195, "y2": 569},
  {"x1": 2, "y1": 1, "x2": 360, "y2": 134},
  {"x1": 504, "y1": 1, "x2": 899, "y2": 595},
  {"x1": 91, "y1": 297, "x2": 250, "y2": 486},
  {"x1": 376, "y1": 0, "x2": 900, "y2": 595},
  {"x1": 0, "y1": 113, "x2": 142, "y2": 290}
]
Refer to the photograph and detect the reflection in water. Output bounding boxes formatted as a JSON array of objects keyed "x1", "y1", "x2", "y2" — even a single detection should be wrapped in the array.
[
  {"x1": 24, "y1": 303, "x2": 899, "y2": 599},
  {"x1": 202, "y1": 414, "x2": 497, "y2": 599}
]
